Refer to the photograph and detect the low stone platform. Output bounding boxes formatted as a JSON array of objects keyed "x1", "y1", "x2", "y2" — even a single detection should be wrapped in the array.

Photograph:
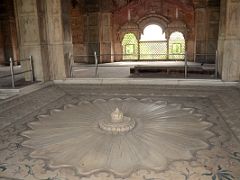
[{"x1": 130, "y1": 62, "x2": 215, "y2": 75}]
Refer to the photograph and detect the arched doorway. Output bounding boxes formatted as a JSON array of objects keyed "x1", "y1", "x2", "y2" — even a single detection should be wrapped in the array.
[
  {"x1": 140, "y1": 24, "x2": 167, "y2": 60},
  {"x1": 121, "y1": 33, "x2": 138, "y2": 60},
  {"x1": 168, "y1": 31, "x2": 185, "y2": 60}
]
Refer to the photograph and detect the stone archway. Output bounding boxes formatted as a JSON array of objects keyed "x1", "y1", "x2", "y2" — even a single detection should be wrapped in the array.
[
  {"x1": 168, "y1": 31, "x2": 185, "y2": 59},
  {"x1": 121, "y1": 33, "x2": 139, "y2": 60},
  {"x1": 165, "y1": 20, "x2": 188, "y2": 40},
  {"x1": 139, "y1": 24, "x2": 168, "y2": 60},
  {"x1": 118, "y1": 21, "x2": 140, "y2": 43},
  {"x1": 137, "y1": 14, "x2": 169, "y2": 35}
]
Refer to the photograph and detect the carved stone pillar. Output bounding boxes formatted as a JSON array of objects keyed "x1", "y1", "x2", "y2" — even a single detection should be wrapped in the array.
[
  {"x1": 14, "y1": 0, "x2": 50, "y2": 81},
  {"x1": 71, "y1": 4, "x2": 86, "y2": 58},
  {"x1": 99, "y1": 13, "x2": 112, "y2": 63},
  {"x1": 0, "y1": 25, "x2": 4, "y2": 64},
  {"x1": 9, "y1": 18, "x2": 19, "y2": 64},
  {"x1": 0, "y1": 19, "x2": 17, "y2": 64},
  {"x1": 45, "y1": 0, "x2": 73, "y2": 79},
  {"x1": 85, "y1": 12, "x2": 113, "y2": 64},
  {"x1": 217, "y1": 0, "x2": 226, "y2": 76},
  {"x1": 85, "y1": 12, "x2": 100, "y2": 64},
  {"x1": 84, "y1": 0, "x2": 113, "y2": 64},
  {"x1": 14, "y1": 0, "x2": 72, "y2": 81},
  {"x1": 194, "y1": 1, "x2": 220, "y2": 64},
  {"x1": 0, "y1": 0, "x2": 19, "y2": 65},
  {"x1": 194, "y1": 3, "x2": 207, "y2": 62},
  {"x1": 220, "y1": 0, "x2": 240, "y2": 81}
]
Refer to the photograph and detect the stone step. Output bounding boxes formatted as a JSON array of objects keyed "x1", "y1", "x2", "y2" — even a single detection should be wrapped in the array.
[
  {"x1": 130, "y1": 65, "x2": 215, "y2": 74},
  {"x1": 0, "y1": 89, "x2": 19, "y2": 100}
]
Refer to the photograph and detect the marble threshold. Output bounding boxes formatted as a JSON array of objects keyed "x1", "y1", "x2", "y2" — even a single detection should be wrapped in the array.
[{"x1": 54, "y1": 78, "x2": 240, "y2": 87}]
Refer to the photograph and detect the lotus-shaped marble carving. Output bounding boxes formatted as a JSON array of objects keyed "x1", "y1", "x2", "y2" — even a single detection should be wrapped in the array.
[{"x1": 22, "y1": 98, "x2": 214, "y2": 176}]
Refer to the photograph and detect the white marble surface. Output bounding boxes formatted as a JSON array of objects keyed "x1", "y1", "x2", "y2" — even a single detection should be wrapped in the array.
[
  {"x1": 0, "y1": 84, "x2": 240, "y2": 179},
  {"x1": 22, "y1": 98, "x2": 213, "y2": 176},
  {"x1": 54, "y1": 78, "x2": 239, "y2": 86}
]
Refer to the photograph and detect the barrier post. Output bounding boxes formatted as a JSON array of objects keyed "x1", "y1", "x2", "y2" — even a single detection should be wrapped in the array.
[
  {"x1": 184, "y1": 51, "x2": 187, "y2": 78},
  {"x1": 29, "y1": 56, "x2": 35, "y2": 82},
  {"x1": 9, "y1": 57, "x2": 15, "y2": 88},
  {"x1": 69, "y1": 54, "x2": 74, "y2": 78},
  {"x1": 94, "y1": 51, "x2": 98, "y2": 77},
  {"x1": 215, "y1": 50, "x2": 218, "y2": 79}
]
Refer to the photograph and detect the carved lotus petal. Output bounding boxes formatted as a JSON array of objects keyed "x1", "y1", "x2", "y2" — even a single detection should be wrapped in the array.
[{"x1": 22, "y1": 98, "x2": 214, "y2": 176}]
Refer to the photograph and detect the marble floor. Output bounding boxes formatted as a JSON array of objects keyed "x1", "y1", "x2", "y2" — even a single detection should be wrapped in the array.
[{"x1": 0, "y1": 83, "x2": 240, "y2": 180}]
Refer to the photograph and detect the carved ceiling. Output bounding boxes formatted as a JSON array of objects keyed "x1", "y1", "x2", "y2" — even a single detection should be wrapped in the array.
[
  {"x1": 71, "y1": 0, "x2": 197, "y2": 12},
  {"x1": 112, "y1": 0, "x2": 193, "y2": 8},
  {"x1": 0, "y1": 0, "x2": 15, "y2": 18},
  {"x1": 71, "y1": 0, "x2": 219, "y2": 12},
  {"x1": 112, "y1": 0, "x2": 194, "y2": 11}
]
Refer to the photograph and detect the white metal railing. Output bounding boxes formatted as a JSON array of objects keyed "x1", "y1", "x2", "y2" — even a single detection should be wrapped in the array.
[
  {"x1": 184, "y1": 51, "x2": 187, "y2": 78},
  {"x1": 0, "y1": 56, "x2": 35, "y2": 88},
  {"x1": 70, "y1": 52, "x2": 218, "y2": 79},
  {"x1": 94, "y1": 51, "x2": 98, "y2": 78},
  {"x1": 215, "y1": 50, "x2": 218, "y2": 79}
]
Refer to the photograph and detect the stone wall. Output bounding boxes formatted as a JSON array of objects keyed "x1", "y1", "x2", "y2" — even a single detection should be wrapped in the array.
[
  {"x1": 194, "y1": 1, "x2": 220, "y2": 63},
  {"x1": 112, "y1": 0, "x2": 195, "y2": 61},
  {"x1": 99, "y1": 13, "x2": 112, "y2": 63},
  {"x1": 0, "y1": 0, "x2": 19, "y2": 65},
  {"x1": 0, "y1": 24, "x2": 4, "y2": 64},
  {"x1": 70, "y1": 0, "x2": 113, "y2": 64},
  {"x1": 70, "y1": 0, "x2": 221, "y2": 64},
  {"x1": 71, "y1": 3, "x2": 86, "y2": 59}
]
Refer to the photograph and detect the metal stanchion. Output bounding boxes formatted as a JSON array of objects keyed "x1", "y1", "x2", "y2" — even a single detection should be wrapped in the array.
[
  {"x1": 184, "y1": 52, "x2": 187, "y2": 78},
  {"x1": 69, "y1": 54, "x2": 74, "y2": 78},
  {"x1": 9, "y1": 57, "x2": 15, "y2": 88},
  {"x1": 29, "y1": 56, "x2": 35, "y2": 82},
  {"x1": 94, "y1": 51, "x2": 98, "y2": 78},
  {"x1": 215, "y1": 50, "x2": 218, "y2": 79}
]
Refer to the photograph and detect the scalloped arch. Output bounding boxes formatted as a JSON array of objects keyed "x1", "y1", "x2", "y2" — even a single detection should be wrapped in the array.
[{"x1": 137, "y1": 14, "x2": 169, "y2": 34}]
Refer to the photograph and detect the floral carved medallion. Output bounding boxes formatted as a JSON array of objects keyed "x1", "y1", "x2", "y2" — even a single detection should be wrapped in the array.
[{"x1": 22, "y1": 98, "x2": 214, "y2": 176}]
